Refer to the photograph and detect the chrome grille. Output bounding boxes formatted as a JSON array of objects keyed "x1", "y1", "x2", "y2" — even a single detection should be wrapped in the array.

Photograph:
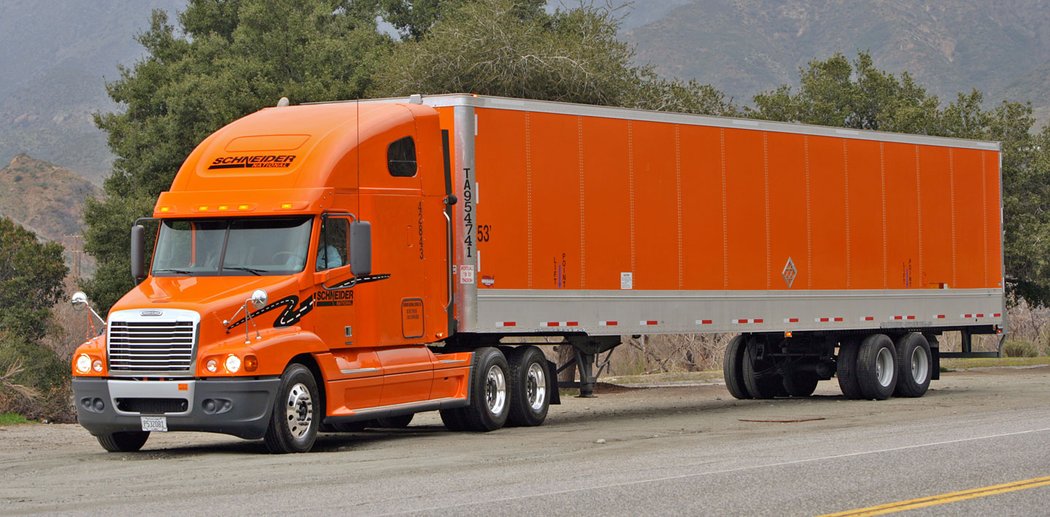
[{"x1": 108, "y1": 318, "x2": 197, "y2": 375}]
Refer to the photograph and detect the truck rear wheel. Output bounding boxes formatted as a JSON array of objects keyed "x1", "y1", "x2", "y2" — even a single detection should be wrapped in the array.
[
  {"x1": 894, "y1": 333, "x2": 932, "y2": 397},
  {"x1": 506, "y1": 345, "x2": 550, "y2": 427},
  {"x1": 264, "y1": 363, "x2": 320, "y2": 453},
  {"x1": 445, "y1": 347, "x2": 510, "y2": 432},
  {"x1": 96, "y1": 431, "x2": 150, "y2": 452},
  {"x1": 723, "y1": 335, "x2": 750, "y2": 399},
  {"x1": 742, "y1": 337, "x2": 781, "y2": 399},
  {"x1": 856, "y1": 334, "x2": 898, "y2": 400},
  {"x1": 836, "y1": 339, "x2": 863, "y2": 399}
]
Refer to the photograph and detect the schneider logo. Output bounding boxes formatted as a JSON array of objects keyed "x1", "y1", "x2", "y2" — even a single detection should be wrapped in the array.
[{"x1": 208, "y1": 155, "x2": 296, "y2": 170}]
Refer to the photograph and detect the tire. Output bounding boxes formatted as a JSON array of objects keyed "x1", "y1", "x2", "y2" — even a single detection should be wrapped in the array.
[
  {"x1": 376, "y1": 414, "x2": 414, "y2": 428},
  {"x1": 836, "y1": 339, "x2": 863, "y2": 399},
  {"x1": 446, "y1": 347, "x2": 510, "y2": 432},
  {"x1": 96, "y1": 431, "x2": 149, "y2": 452},
  {"x1": 723, "y1": 334, "x2": 751, "y2": 399},
  {"x1": 742, "y1": 337, "x2": 781, "y2": 399},
  {"x1": 505, "y1": 346, "x2": 551, "y2": 427},
  {"x1": 894, "y1": 333, "x2": 932, "y2": 397},
  {"x1": 439, "y1": 409, "x2": 466, "y2": 431},
  {"x1": 264, "y1": 363, "x2": 320, "y2": 453},
  {"x1": 856, "y1": 334, "x2": 898, "y2": 400},
  {"x1": 782, "y1": 369, "x2": 818, "y2": 397}
]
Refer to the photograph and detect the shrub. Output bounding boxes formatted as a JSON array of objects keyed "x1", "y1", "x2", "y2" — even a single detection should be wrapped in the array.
[{"x1": 1002, "y1": 339, "x2": 1038, "y2": 358}]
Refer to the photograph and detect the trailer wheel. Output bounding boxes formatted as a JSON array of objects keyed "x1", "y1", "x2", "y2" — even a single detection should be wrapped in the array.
[
  {"x1": 264, "y1": 363, "x2": 320, "y2": 453},
  {"x1": 723, "y1": 335, "x2": 751, "y2": 399},
  {"x1": 742, "y1": 337, "x2": 781, "y2": 399},
  {"x1": 449, "y1": 347, "x2": 510, "y2": 432},
  {"x1": 836, "y1": 339, "x2": 862, "y2": 399},
  {"x1": 856, "y1": 334, "x2": 898, "y2": 400},
  {"x1": 96, "y1": 431, "x2": 149, "y2": 452},
  {"x1": 782, "y1": 370, "x2": 818, "y2": 397},
  {"x1": 506, "y1": 346, "x2": 550, "y2": 427},
  {"x1": 894, "y1": 333, "x2": 932, "y2": 398},
  {"x1": 376, "y1": 414, "x2": 414, "y2": 428}
]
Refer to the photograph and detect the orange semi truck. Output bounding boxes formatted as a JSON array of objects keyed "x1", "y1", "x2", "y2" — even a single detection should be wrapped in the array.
[{"x1": 70, "y1": 94, "x2": 1004, "y2": 453}]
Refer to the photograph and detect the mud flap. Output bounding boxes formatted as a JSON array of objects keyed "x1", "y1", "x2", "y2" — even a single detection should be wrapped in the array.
[{"x1": 547, "y1": 359, "x2": 561, "y2": 405}]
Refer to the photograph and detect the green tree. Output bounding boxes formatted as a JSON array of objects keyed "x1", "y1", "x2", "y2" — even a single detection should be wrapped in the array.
[
  {"x1": 84, "y1": 0, "x2": 392, "y2": 311},
  {"x1": 0, "y1": 217, "x2": 68, "y2": 392},
  {"x1": 749, "y1": 52, "x2": 1050, "y2": 304},
  {"x1": 371, "y1": 0, "x2": 735, "y2": 115}
]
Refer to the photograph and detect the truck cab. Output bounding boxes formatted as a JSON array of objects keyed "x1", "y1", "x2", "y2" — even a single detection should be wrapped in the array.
[{"x1": 70, "y1": 99, "x2": 551, "y2": 453}]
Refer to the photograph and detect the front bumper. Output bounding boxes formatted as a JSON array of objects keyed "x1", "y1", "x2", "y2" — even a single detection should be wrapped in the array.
[{"x1": 73, "y1": 377, "x2": 280, "y2": 439}]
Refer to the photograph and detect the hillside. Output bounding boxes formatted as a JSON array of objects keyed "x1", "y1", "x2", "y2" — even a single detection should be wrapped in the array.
[
  {"x1": 0, "y1": 0, "x2": 184, "y2": 184},
  {"x1": 622, "y1": 0, "x2": 1050, "y2": 124},
  {"x1": 0, "y1": 154, "x2": 98, "y2": 243}
]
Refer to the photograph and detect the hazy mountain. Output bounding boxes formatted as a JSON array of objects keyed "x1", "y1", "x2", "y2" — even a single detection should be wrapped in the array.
[
  {"x1": 0, "y1": 0, "x2": 1046, "y2": 192},
  {"x1": 621, "y1": 0, "x2": 1050, "y2": 124},
  {"x1": 0, "y1": 0, "x2": 184, "y2": 184}
]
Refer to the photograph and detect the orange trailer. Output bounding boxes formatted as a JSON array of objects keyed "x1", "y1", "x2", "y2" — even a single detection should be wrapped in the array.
[{"x1": 70, "y1": 94, "x2": 1003, "y2": 453}]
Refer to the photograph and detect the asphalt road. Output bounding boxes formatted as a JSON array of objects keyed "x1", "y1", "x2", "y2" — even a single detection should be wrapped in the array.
[{"x1": 2, "y1": 366, "x2": 1048, "y2": 516}]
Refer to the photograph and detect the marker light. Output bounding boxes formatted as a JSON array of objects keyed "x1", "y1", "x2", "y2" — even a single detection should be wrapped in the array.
[
  {"x1": 244, "y1": 355, "x2": 258, "y2": 372},
  {"x1": 218, "y1": 205, "x2": 229, "y2": 211},
  {"x1": 206, "y1": 359, "x2": 218, "y2": 373},
  {"x1": 92, "y1": 359, "x2": 103, "y2": 372},
  {"x1": 76, "y1": 354, "x2": 91, "y2": 373},
  {"x1": 225, "y1": 354, "x2": 241, "y2": 373}
]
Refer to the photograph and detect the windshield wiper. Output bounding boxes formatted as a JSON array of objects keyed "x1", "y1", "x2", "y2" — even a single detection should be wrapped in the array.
[
  {"x1": 224, "y1": 266, "x2": 268, "y2": 276},
  {"x1": 153, "y1": 268, "x2": 193, "y2": 275}
]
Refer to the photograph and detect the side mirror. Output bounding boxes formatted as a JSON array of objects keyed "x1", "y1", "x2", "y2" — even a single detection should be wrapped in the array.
[
  {"x1": 130, "y1": 224, "x2": 146, "y2": 283},
  {"x1": 350, "y1": 221, "x2": 372, "y2": 276},
  {"x1": 249, "y1": 289, "x2": 268, "y2": 309},
  {"x1": 71, "y1": 291, "x2": 89, "y2": 310}
]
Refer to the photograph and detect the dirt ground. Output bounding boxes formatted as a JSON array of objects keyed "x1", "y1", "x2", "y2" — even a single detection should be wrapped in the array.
[{"x1": 1, "y1": 365, "x2": 1048, "y2": 514}]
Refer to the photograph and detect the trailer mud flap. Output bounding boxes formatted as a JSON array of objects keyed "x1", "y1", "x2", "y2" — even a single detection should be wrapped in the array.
[{"x1": 547, "y1": 359, "x2": 561, "y2": 405}]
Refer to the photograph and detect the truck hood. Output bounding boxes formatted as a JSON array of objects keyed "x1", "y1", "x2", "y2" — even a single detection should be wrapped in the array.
[{"x1": 110, "y1": 275, "x2": 303, "y2": 324}]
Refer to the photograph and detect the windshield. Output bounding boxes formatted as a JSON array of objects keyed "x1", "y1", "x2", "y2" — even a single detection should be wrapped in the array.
[{"x1": 152, "y1": 217, "x2": 312, "y2": 276}]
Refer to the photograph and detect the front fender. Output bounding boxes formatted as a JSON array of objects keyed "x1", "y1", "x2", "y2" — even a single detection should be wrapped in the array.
[{"x1": 198, "y1": 327, "x2": 328, "y2": 377}]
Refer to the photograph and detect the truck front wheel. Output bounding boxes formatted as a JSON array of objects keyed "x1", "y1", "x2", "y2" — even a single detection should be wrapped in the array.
[
  {"x1": 97, "y1": 431, "x2": 149, "y2": 452},
  {"x1": 264, "y1": 363, "x2": 320, "y2": 453}
]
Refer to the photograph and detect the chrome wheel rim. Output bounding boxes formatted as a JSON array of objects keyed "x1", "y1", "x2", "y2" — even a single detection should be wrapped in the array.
[
  {"x1": 875, "y1": 347, "x2": 894, "y2": 387},
  {"x1": 285, "y1": 382, "x2": 313, "y2": 439},
  {"x1": 526, "y1": 362, "x2": 547, "y2": 412},
  {"x1": 485, "y1": 365, "x2": 507, "y2": 415},
  {"x1": 910, "y1": 346, "x2": 929, "y2": 384}
]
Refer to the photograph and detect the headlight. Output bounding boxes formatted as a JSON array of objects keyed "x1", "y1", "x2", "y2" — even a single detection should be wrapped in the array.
[
  {"x1": 225, "y1": 354, "x2": 241, "y2": 373},
  {"x1": 76, "y1": 354, "x2": 91, "y2": 374},
  {"x1": 206, "y1": 359, "x2": 218, "y2": 373},
  {"x1": 92, "y1": 359, "x2": 103, "y2": 372}
]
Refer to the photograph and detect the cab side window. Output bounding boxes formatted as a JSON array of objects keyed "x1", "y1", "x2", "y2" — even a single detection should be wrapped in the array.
[
  {"x1": 316, "y1": 217, "x2": 349, "y2": 271},
  {"x1": 387, "y1": 136, "x2": 417, "y2": 177}
]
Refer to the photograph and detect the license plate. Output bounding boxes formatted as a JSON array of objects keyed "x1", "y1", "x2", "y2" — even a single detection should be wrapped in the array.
[{"x1": 141, "y1": 416, "x2": 168, "y2": 432}]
